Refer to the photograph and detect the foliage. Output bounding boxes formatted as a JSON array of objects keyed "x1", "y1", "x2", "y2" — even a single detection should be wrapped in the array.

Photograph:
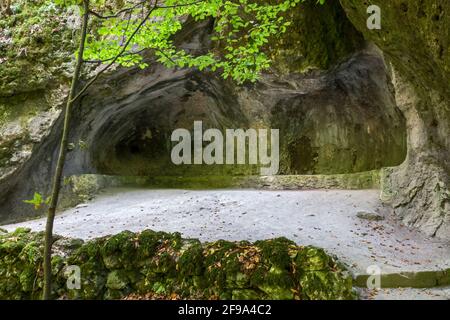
[
  {"x1": 23, "y1": 192, "x2": 50, "y2": 210},
  {"x1": 52, "y1": 0, "x2": 325, "y2": 83},
  {"x1": 8, "y1": 0, "x2": 326, "y2": 300},
  {"x1": 0, "y1": 228, "x2": 355, "y2": 300}
]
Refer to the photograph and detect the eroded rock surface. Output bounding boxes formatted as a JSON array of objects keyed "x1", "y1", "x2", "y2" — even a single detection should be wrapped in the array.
[
  {"x1": 0, "y1": 227, "x2": 355, "y2": 300},
  {"x1": 340, "y1": 0, "x2": 450, "y2": 238},
  {"x1": 2, "y1": 0, "x2": 446, "y2": 243},
  {"x1": 0, "y1": 38, "x2": 406, "y2": 222}
]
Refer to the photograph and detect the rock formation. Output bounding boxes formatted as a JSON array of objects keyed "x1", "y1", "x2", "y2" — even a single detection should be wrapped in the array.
[
  {"x1": 339, "y1": 0, "x2": 450, "y2": 238},
  {"x1": 0, "y1": 0, "x2": 448, "y2": 240}
]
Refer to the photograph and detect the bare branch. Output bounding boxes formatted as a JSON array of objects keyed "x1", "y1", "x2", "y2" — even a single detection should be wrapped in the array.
[
  {"x1": 89, "y1": 0, "x2": 205, "y2": 20},
  {"x1": 89, "y1": 1, "x2": 146, "y2": 19},
  {"x1": 83, "y1": 48, "x2": 147, "y2": 64},
  {"x1": 157, "y1": 0, "x2": 205, "y2": 9},
  {"x1": 154, "y1": 48, "x2": 178, "y2": 65},
  {"x1": 72, "y1": 1, "x2": 160, "y2": 104},
  {"x1": 74, "y1": 0, "x2": 208, "y2": 103}
]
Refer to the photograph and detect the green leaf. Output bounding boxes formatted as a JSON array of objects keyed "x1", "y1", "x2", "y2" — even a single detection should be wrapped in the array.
[{"x1": 23, "y1": 192, "x2": 45, "y2": 210}]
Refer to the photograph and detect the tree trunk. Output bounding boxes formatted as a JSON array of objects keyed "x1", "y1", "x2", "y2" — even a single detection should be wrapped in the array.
[{"x1": 42, "y1": 0, "x2": 90, "y2": 300}]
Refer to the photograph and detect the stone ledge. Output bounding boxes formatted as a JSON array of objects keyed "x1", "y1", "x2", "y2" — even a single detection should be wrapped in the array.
[
  {"x1": 0, "y1": 228, "x2": 355, "y2": 300},
  {"x1": 354, "y1": 269, "x2": 450, "y2": 289}
]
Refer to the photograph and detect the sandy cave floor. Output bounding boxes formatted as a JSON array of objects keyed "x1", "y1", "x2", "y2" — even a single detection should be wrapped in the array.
[{"x1": 3, "y1": 188, "x2": 450, "y2": 280}]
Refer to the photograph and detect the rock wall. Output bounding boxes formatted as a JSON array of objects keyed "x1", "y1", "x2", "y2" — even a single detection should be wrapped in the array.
[
  {"x1": 0, "y1": 1, "x2": 407, "y2": 222},
  {"x1": 0, "y1": 1, "x2": 73, "y2": 182},
  {"x1": 0, "y1": 1, "x2": 74, "y2": 96},
  {"x1": 71, "y1": 44, "x2": 406, "y2": 177},
  {"x1": 339, "y1": 0, "x2": 450, "y2": 238},
  {"x1": 0, "y1": 227, "x2": 355, "y2": 300},
  {"x1": 250, "y1": 45, "x2": 406, "y2": 174}
]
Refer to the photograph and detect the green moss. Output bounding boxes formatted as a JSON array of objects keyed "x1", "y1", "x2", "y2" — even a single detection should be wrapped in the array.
[
  {"x1": 270, "y1": 0, "x2": 364, "y2": 74},
  {"x1": 0, "y1": 229, "x2": 44, "y2": 299},
  {"x1": 293, "y1": 247, "x2": 355, "y2": 300},
  {"x1": 136, "y1": 229, "x2": 162, "y2": 260},
  {"x1": 101, "y1": 231, "x2": 137, "y2": 270},
  {"x1": 19, "y1": 265, "x2": 36, "y2": 292},
  {"x1": 255, "y1": 238, "x2": 295, "y2": 268},
  {"x1": 203, "y1": 240, "x2": 242, "y2": 291},
  {"x1": 254, "y1": 266, "x2": 294, "y2": 299},
  {"x1": 299, "y1": 270, "x2": 354, "y2": 300},
  {"x1": 246, "y1": 238, "x2": 296, "y2": 299},
  {"x1": 295, "y1": 247, "x2": 330, "y2": 271},
  {"x1": 0, "y1": 0, "x2": 74, "y2": 96},
  {"x1": 68, "y1": 238, "x2": 104, "y2": 265},
  {"x1": 0, "y1": 229, "x2": 354, "y2": 300},
  {"x1": 106, "y1": 270, "x2": 130, "y2": 290},
  {"x1": 12, "y1": 227, "x2": 31, "y2": 235},
  {"x1": 177, "y1": 240, "x2": 204, "y2": 277}
]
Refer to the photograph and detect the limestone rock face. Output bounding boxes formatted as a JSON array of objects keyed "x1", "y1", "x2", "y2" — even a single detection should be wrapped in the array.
[
  {"x1": 0, "y1": 47, "x2": 406, "y2": 222},
  {"x1": 339, "y1": 0, "x2": 450, "y2": 238},
  {"x1": 70, "y1": 44, "x2": 405, "y2": 177},
  {"x1": 268, "y1": 0, "x2": 365, "y2": 73},
  {"x1": 0, "y1": 109, "x2": 61, "y2": 181},
  {"x1": 250, "y1": 45, "x2": 406, "y2": 174},
  {"x1": 0, "y1": 1, "x2": 74, "y2": 96},
  {"x1": 0, "y1": 1, "x2": 407, "y2": 224}
]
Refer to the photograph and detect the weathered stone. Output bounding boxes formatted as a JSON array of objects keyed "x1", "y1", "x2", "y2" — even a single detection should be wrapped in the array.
[
  {"x1": 0, "y1": 0, "x2": 74, "y2": 97},
  {"x1": 269, "y1": 0, "x2": 365, "y2": 74},
  {"x1": 231, "y1": 289, "x2": 262, "y2": 300},
  {"x1": 339, "y1": 0, "x2": 450, "y2": 239},
  {"x1": 0, "y1": 1, "x2": 406, "y2": 224},
  {"x1": 356, "y1": 212, "x2": 385, "y2": 222},
  {"x1": 0, "y1": 228, "x2": 351, "y2": 300},
  {"x1": 106, "y1": 270, "x2": 129, "y2": 290},
  {"x1": 101, "y1": 231, "x2": 137, "y2": 270}
]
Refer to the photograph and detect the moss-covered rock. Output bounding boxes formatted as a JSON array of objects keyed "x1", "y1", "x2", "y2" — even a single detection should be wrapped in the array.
[
  {"x1": 270, "y1": 0, "x2": 365, "y2": 74},
  {"x1": 0, "y1": 228, "x2": 355, "y2": 300},
  {"x1": 339, "y1": 0, "x2": 450, "y2": 239},
  {"x1": 0, "y1": 0, "x2": 408, "y2": 226},
  {"x1": 106, "y1": 270, "x2": 130, "y2": 290},
  {"x1": 0, "y1": 228, "x2": 62, "y2": 299},
  {"x1": 101, "y1": 231, "x2": 138, "y2": 270},
  {"x1": 295, "y1": 247, "x2": 330, "y2": 271},
  {"x1": 0, "y1": 0, "x2": 75, "y2": 97},
  {"x1": 177, "y1": 239, "x2": 204, "y2": 277}
]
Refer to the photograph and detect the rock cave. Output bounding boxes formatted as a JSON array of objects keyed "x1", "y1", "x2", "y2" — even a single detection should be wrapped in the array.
[{"x1": 0, "y1": 0, "x2": 448, "y2": 301}]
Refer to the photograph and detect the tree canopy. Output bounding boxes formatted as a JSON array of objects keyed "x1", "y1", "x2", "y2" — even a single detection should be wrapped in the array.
[{"x1": 54, "y1": 0, "x2": 324, "y2": 83}]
